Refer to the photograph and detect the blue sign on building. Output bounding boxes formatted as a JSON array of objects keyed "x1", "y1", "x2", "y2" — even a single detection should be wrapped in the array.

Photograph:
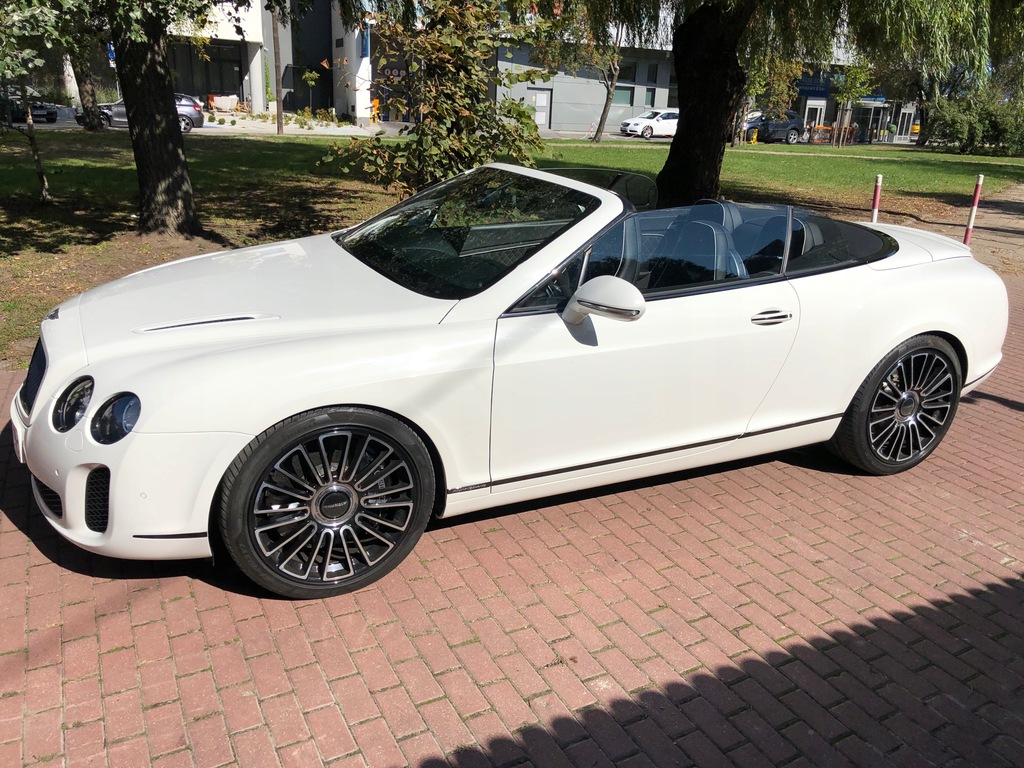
[{"x1": 797, "y1": 70, "x2": 832, "y2": 98}]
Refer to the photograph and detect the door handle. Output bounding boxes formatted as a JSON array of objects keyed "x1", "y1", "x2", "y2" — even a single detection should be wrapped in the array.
[{"x1": 751, "y1": 309, "x2": 793, "y2": 326}]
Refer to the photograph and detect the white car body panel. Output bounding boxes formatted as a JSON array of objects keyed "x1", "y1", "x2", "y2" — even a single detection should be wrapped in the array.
[
  {"x1": 9, "y1": 163, "x2": 1009, "y2": 572},
  {"x1": 490, "y1": 281, "x2": 800, "y2": 484}
]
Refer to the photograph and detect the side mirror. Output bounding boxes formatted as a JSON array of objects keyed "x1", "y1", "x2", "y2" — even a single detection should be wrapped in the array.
[{"x1": 562, "y1": 275, "x2": 646, "y2": 326}]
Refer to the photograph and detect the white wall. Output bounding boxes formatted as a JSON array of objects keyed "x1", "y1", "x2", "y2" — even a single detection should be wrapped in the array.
[{"x1": 331, "y1": 15, "x2": 374, "y2": 122}]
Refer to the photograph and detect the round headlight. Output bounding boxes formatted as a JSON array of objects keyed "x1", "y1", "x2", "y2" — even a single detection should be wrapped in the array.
[
  {"x1": 53, "y1": 378, "x2": 94, "y2": 432},
  {"x1": 91, "y1": 393, "x2": 141, "y2": 445}
]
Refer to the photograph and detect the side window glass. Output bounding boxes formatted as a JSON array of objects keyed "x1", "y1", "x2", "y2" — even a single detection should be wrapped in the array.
[
  {"x1": 731, "y1": 215, "x2": 787, "y2": 277},
  {"x1": 784, "y1": 214, "x2": 897, "y2": 274},
  {"x1": 507, "y1": 253, "x2": 583, "y2": 313},
  {"x1": 633, "y1": 206, "x2": 751, "y2": 295},
  {"x1": 784, "y1": 216, "x2": 852, "y2": 272},
  {"x1": 581, "y1": 221, "x2": 628, "y2": 283}
]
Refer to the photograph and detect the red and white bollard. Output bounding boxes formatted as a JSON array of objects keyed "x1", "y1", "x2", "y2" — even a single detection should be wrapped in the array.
[
  {"x1": 870, "y1": 174, "x2": 883, "y2": 223},
  {"x1": 964, "y1": 174, "x2": 984, "y2": 246}
]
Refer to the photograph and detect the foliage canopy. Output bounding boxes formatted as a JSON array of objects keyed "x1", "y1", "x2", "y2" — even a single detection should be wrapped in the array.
[{"x1": 322, "y1": 0, "x2": 547, "y2": 196}]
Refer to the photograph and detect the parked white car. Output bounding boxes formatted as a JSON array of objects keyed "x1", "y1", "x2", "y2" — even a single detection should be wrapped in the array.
[
  {"x1": 11, "y1": 164, "x2": 1008, "y2": 598},
  {"x1": 620, "y1": 109, "x2": 679, "y2": 139}
]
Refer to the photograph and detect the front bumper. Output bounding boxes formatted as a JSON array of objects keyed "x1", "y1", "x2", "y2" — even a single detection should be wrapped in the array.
[{"x1": 11, "y1": 389, "x2": 251, "y2": 560}]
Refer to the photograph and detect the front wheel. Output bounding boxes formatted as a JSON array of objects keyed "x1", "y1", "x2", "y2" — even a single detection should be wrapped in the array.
[
  {"x1": 218, "y1": 407, "x2": 436, "y2": 598},
  {"x1": 641, "y1": 126, "x2": 653, "y2": 139},
  {"x1": 830, "y1": 335, "x2": 961, "y2": 475}
]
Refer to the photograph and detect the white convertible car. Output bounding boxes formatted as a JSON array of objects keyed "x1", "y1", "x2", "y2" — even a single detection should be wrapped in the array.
[{"x1": 11, "y1": 164, "x2": 1008, "y2": 598}]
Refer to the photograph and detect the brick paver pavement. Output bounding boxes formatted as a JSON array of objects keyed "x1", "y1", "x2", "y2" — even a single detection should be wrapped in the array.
[{"x1": 1, "y1": 275, "x2": 1022, "y2": 767}]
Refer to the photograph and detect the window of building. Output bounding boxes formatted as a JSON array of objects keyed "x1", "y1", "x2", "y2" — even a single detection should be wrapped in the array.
[
  {"x1": 667, "y1": 87, "x2": 678, "y2": 108},
  {"x1": 618, "y1": 63, "x2": 637, "y2": 82},
  {"x1": 613, "y1": 86, "x2": 634, "y2": 106},
  {"x1": 644, "y1": 88, "x2": 656, "y2": 108},
  {"x1": 647, "y1": 62, "x2": 659, "y2": 83}
]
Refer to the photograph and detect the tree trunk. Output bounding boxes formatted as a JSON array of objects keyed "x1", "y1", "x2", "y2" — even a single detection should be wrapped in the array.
[
  {"x1": 657, "y1": 2, "x2": 757, "y2": 208},
  {"x1": 69, "y1": 49, "x2": 105, "y2": 131},
  {"x1": 915, "y1": 106, "x2": 929, "y2": 147},
  {"x1": 592, "y1": 63, "x2": 619, "y2": 144},
  {"x1": 272, "y1": 7, "x2": 285, "y2": 136},
  {"x1": 109, "y1": 15, "x2": 197, "y2": 234},
  {"x1": 18, "y1": 79, "x2": 52, "y2": 204}
]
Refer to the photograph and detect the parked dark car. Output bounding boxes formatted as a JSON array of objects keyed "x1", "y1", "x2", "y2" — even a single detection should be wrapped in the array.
[
  {"x1": 1, "y1": 95, "x2": 58, "y2": 123},
  {"x1": 76, "y1": 94, "x2": 205, "y2": 132},
  {"x1": 744, "y1": 109, "x2": 806, "y2": 144}
]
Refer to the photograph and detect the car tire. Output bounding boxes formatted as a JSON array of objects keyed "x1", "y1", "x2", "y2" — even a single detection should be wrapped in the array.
[
  {"x1": 830, "y1": 335, "x2": 961, "y2": 475},
  {"x1": 217, "y1": 407, "x2": 437, "y2": 598},
  {"x1": 46, "y1": 116, "x2": 57, "y2": 123},
  {"x1": 179, "y1": 115, "x2": 193, "y2": 133},
  {"x1": 641, "y1": 126, "x2": 654, "y2": 139},
  {"x1": 101, "y1": 114, "x2": 111, "y2": 128},
  {"x1": 785, "y1": 128, "x2": 799, "y2": 144},
  {"x1": 745, "y1": 128, "x2": 757, "y2": 142}
]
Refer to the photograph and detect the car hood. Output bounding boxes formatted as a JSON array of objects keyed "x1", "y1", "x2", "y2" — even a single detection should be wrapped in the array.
[{"x1": 72, "y1": 233, "x2": 457, "y2": 362}]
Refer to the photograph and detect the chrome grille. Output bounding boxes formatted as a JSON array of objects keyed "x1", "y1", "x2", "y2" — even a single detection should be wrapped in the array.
[
  {"x1": 32, "y1": 476, "x2": 63, "y2": 518},
  {"x1": 85, "y1": 468, "x2": 110, "y2": 533},
  {"x1": 19, "y1": 339, "x2": 46, "y2": 414}
]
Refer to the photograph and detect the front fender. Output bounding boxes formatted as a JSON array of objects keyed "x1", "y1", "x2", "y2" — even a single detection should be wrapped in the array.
[{"x1": 58, "y1": 320, "x2": 498, "y2": 494}]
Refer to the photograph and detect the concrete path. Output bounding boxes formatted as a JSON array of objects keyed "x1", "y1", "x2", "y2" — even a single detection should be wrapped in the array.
[{"x1": 1, "y1": 195, "x2": 1022, "y2": 766}]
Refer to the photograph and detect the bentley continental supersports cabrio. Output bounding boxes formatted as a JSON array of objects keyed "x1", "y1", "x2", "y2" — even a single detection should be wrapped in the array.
[{"x1": 11, "y1": 164, "x2": 1008, "y2": 598}]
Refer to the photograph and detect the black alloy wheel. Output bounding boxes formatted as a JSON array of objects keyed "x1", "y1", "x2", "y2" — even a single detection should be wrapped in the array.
[
  {"x1": 831, "y1": 335, "x2": 961, "y2": 475},
  {"x1": 218, "y1": 407, "x2": 436, "y2": 598}
]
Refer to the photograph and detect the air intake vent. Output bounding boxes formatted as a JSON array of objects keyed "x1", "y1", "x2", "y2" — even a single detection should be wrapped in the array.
[
  {"x1": 85, "y1": 468, "x2": 111, "y2": 533},
  {"x1": 32, "y1": 476, "x2": 63, "y2": 518},
  {"x1": 19, "y1": 339, "x2": 46, "y2": 414}
]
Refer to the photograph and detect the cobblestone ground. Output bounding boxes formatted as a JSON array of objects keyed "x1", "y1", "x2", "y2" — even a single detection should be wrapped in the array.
[{"x1": 1, "y1": 273, "x2": 1021, "y2": 766}]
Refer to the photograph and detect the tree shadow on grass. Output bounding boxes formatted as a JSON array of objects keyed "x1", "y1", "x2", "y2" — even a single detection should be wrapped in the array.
[{"x1": 0, "y1": 193, "x2": 136, "y2": 256}]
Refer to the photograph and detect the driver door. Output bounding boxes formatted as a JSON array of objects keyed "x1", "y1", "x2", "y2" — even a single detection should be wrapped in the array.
[{"x1": 489, "y1": 210, "x2": 800, "y2": 491}]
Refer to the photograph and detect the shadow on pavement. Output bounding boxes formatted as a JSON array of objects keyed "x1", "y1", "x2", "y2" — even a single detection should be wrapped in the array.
[
  {"x1": 415, "y1": 577, "x2": 1024, "y2": 767},
  {"x1": 962, "y1": 390, "x2": 1024, "y2": 413}
]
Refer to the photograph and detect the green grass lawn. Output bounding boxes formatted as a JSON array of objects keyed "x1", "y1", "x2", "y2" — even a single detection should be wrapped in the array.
[
  {"x1": 2, "y1": 127, "x2": 1022, "y2": 365},
  {"x1": 538, "y1": 140, "x2": 1024, "y2": 212}
]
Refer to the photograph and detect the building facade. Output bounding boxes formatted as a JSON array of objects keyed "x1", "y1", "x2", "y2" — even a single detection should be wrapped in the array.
[{"x1": 496, "y1": 46, "x2": 677, "y2": 134}]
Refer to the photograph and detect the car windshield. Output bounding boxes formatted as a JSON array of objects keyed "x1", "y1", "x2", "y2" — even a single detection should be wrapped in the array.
[
  {"x1": 637, "y1": 111, "x2": 661, "y2": 120},
  {"x1": 337, "y1": 167, "x2": 601, "y2": 299}
]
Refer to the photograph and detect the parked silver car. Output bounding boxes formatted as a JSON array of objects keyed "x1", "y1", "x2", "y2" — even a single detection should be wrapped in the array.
[{"x1": 77, "y1": 94, "x2": 205, "y2": 132}]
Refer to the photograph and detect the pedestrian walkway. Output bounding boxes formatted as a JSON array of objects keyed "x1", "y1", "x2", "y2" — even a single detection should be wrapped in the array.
[{"x1": 1, "y1": 199, "x2": 1022, "y2": 766}]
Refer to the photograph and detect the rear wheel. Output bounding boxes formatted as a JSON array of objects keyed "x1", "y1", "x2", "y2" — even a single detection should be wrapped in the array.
[
  {"x1": 218, "y1": 407, "x2": 436, "y2": 598},
  {"x1": 179, "y1": 115, "x2": 193, "y2": 133},
  {"x1": 785, "y1": 128, "x2": 800, "y2": 144},
  {"x1": 830, "y1": 335, "x2": 961, "y2": 475}
]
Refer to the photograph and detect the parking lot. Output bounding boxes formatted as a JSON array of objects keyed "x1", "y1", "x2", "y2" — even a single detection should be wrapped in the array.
[{"x1": 1, "y1": 271, "x2": 1022, "y2": 763}]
